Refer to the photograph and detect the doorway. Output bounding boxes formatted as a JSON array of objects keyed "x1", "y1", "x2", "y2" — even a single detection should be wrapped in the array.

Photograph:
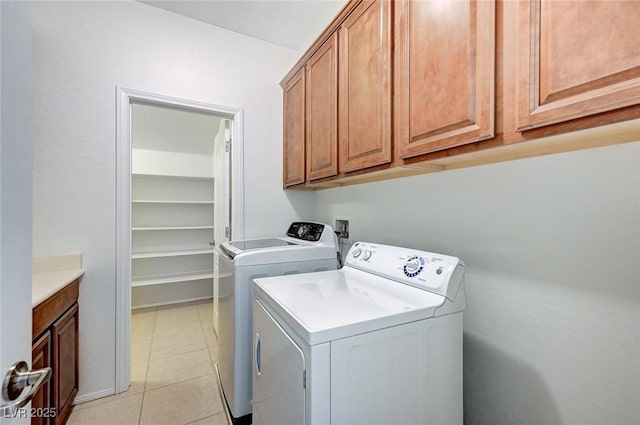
[
  {"x1": 116, "y1": 88, "x2": 244, "y2": 394},
  {"x1": 130, "y1": 102, "x2": 228, "y2": 308}
]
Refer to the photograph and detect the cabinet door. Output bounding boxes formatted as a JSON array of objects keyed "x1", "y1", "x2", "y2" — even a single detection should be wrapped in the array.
[
  {"x1": 283, "y1": 69, "x2": 306, "y2": 187},
  {"x1": 338, "y1": 0, "x2": 392, "y2": 173},
  {"x1": 32, "y1": 331, "x2": 52, "y2": 425},
  {"x1": 516, "y1": 0, "x2": 640, "y2": 130},
  {"x1": 52, "y1": 304, "x2": 78, "y2": 425},
  {"x1": 395, "y1": 0, "x2": 495, "y2": 158},
  {"x1": 306, "y1": 33, "x2": 338, "y2": 181}
]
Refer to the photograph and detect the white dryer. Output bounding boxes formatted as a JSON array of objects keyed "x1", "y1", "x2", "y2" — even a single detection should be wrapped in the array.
[
  {"x1": 216, "y1": 222, "x2": 338, "y2": 424},
  {"x1": 252, "y1": 242, "x2": 466, "y2": 425}
]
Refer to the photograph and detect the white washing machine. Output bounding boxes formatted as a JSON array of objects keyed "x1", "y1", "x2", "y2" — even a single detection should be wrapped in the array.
[
  {"x1": 216, "y1": 222, "x2": 339, "y2": 424},
  {"x1": 252, "y1": 241, "x2": 466, "y2": 425}
]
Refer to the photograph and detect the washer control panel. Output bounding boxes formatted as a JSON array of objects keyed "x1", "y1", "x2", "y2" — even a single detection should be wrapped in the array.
[
  {"x1": 345, "y1": 241, "x2": 464, "y2": 299},
  {"x1": 286, "y1": 222, "x2": 326, "y2": 242}
]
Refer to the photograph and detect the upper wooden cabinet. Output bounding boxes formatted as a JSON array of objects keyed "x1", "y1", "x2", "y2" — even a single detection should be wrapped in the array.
[
  {"x1": 516, "y1": 0, "x2": 640, "y2": 130},
  {"x1": 283, "y1": 69, "x2": 306, "y2": 187},
  {"x1": 306, "y1": 33, "x2": 339, "y2": 181},
  {"x1": 338, "y1": 0, "x2": 392, "y2": 173},
  {"x1": 281, "y1": 0, "x2": 640, "y2": 189},
  {"x1": 395, "y1": 0, "x2": 496, "y2": 159}
]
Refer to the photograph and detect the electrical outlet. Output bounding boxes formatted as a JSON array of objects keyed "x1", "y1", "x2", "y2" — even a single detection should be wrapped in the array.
[{"x1": 335, "y1": 219, "x2": 349, "y2": 239}]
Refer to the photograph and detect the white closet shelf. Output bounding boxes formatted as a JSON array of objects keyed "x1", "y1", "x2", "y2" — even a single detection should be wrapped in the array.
[
  {"x1": 132, "y1": 225, "x2": 214, "y2": 231},
  {"x1": 131, "y1": 271, "x2": 214, "y2": 287},
  {"x1": 132, "y1": 248, "x2": 214, "y2": 259},
  {"x1": 132, "y1": 173, "x2": 214, "y2": 181},
  {"x1": 132, "y1": 200, "x2": 214, "y2": 204}
]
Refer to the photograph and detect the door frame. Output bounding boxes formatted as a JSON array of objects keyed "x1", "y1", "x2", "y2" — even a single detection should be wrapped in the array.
[{"x1": 115, "y1": 87, "x2": 245, "y2": 393}]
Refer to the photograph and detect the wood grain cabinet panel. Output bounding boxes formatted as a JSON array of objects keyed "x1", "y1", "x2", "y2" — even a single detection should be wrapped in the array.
[
  {"x1": 32, "y1": 281, "x2": 79, "y2": 425},
  {"x1": 395, "y1": 0, "x2": 495, "y2": 158},
  {"x1": 283, "y1": 69, "x2": 306, "y2": 187},
  {"x1": 32, "y1": 332, "x2": 52, "y2": 425},
  {"x1": 306, "y1": 32, "x2": 338, "y2": 181},
  {"x1": 52, "y1": 304, "x2": 78, "y2": 425},
  {"x1": 517, "y1": 0, "x2": 640, "y2": 130},
  {"x1": 338, "y1": 0, "x2": 392, "y2": 173}
]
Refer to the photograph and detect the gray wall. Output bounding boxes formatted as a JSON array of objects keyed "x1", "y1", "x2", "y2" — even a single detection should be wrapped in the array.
[
  {"x1": 31, "y1": 0, "x2": 313, "y2": 401},
  {"x1": 314, "y1": 142, "x2": 640, "y2": 425}
]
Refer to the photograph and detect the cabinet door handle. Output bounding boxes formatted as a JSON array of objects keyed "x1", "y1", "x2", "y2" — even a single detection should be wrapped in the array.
[{"x1": 1, "y1": 361, "x2": 52, "y2": 412}]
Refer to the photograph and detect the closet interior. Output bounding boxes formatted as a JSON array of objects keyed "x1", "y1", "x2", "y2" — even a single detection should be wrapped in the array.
[{"x1": 130, "y1": 102, "x2": 228, "y2": 309}]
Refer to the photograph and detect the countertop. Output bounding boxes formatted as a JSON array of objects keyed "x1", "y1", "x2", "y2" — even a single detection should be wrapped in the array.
[{"x1": 32, "y1": 253, "x2": 84, "y2": 308}]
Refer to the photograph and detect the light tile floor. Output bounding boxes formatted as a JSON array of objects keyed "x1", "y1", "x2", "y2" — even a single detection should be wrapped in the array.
[{"x1": 68, "y1": 300, "x2": 228, "y2": 425}]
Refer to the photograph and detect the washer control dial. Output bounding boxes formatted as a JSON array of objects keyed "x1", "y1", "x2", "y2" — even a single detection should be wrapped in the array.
[
  {"x1": 403, "y1": 256, "x2": 425, "y2": 277},
  {"x1": 363, "y1": 250, "x2": 372, "y2": 260},
  {"x1": 352, "y1": 248, "x2": 362, "y2": 258},
  {"x1": 296, "y1": 224, "x2": 308, "y2": 237},
  {"x1": 405, "y1": 259, "x2": 420, "y2": 272}
]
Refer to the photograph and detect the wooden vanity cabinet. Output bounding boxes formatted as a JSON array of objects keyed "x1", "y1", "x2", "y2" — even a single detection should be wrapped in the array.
[
  {"x1": 31, "y1": 332, "x2": 52, "y2": 425},
  {"x1": 515, "y1": 0, "x2": 640, "y2": 131},
  {"x1": 52, "y1": 304, "x2": 78, "y2": 425},
  {"x1": 305, "y1": 32, "x2": 339, "y2": 181},
  {"x1": 338, "y1": 0, "x2": 392, "y2": 173},
  {"x1": 32, "y1": 279, "x2": 79, "y2": 425},
  {"x1": 394, "y1": 0, "x2": 496, "y2": 159}
]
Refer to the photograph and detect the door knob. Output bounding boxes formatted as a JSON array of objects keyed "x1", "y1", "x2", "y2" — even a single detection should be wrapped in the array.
[{"x1": 1, "y1": 361, "x2": 52, "y2": 413}]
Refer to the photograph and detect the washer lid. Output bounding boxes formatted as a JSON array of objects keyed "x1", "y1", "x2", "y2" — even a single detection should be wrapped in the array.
[
  {"x1": 219, "y1": 222, "x2": 338, "y2": 266},
  {"x1": 229, "y1": 238, "x2": 297, "y2": 251},
  {"x1": 220, "y1": 237, "x2": 337, "y2": 266},
  {"x1": 253, "y1": 267, "x2": 446, "y2": 345},
  {"x1": 221, "y1": 238, "x2": 299, "y2": 260}
]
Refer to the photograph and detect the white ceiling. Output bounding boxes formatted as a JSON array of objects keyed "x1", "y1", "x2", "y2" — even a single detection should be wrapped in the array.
[{"x1": 139, "y1": 0, "x2": 347, "y2": 51}]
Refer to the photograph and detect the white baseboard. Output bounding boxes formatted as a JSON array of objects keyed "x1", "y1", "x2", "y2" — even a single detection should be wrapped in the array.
[
  {"x1": 73, "y1": 388, "x2": 116, "y2": 405},
  {"x1": 132, "y1": 296, "x2": 212, "y2": 310}
]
